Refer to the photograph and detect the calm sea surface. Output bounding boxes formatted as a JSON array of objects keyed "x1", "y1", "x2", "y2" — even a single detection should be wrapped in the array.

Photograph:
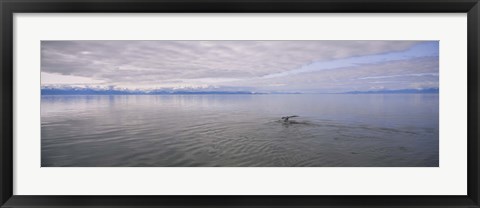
[{"x1": 41, "y1": 94, "x2": 439, "y2": 167}]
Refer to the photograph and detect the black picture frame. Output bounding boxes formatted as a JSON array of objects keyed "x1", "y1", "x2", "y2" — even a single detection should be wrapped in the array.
[{"x1": 1, "y1": 0, "x2": 479, "y2": 207}]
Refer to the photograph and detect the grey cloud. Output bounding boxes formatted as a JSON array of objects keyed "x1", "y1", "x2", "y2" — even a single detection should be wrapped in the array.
[
  {"x1": 233, "y1": 57, "x2": 439, "y2": 93},
  {"x1": 42, "y1": 40, "x2": 421, "y2": 87}
]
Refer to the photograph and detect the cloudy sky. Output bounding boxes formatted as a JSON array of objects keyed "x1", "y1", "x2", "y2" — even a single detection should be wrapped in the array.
[{"x1": 41, "y1": 40, "x2": 438, "y2": 93}]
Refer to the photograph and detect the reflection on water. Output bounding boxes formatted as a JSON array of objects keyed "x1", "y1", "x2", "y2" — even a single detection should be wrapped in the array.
[{"x1": 41, "y1": 94, "x2": 439, "y2": 167}]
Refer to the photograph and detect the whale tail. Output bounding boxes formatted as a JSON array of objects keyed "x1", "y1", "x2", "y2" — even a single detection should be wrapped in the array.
[{"x1": 281, "y1": 115, "x2": 299, "y2": 122}]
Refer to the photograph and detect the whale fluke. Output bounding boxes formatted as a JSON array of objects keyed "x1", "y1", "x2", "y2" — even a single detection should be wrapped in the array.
[{"x1": 281, "y1": 115, "x2": 299, "y2": 122}]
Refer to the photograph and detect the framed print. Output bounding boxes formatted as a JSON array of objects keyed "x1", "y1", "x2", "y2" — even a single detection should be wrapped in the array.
[{"x1": 1, "y1": 0, "x2": 479, "y2": 207}]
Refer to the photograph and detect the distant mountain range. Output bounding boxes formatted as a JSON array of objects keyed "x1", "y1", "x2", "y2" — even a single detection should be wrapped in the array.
[
  {"x1": 343, "y1": 88, "x2": 439, "y2": 94},
  {"x1": 41, "y1": 86, "x2": 439, "y2": 95},
  {"x1": 41, "y1": 87, "x2": 257, "y2": 95}
]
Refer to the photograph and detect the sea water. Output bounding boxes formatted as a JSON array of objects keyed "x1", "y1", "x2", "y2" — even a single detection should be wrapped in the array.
[{"x1": 41, "y1": 94, "x2": 439, "y2": 167}]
